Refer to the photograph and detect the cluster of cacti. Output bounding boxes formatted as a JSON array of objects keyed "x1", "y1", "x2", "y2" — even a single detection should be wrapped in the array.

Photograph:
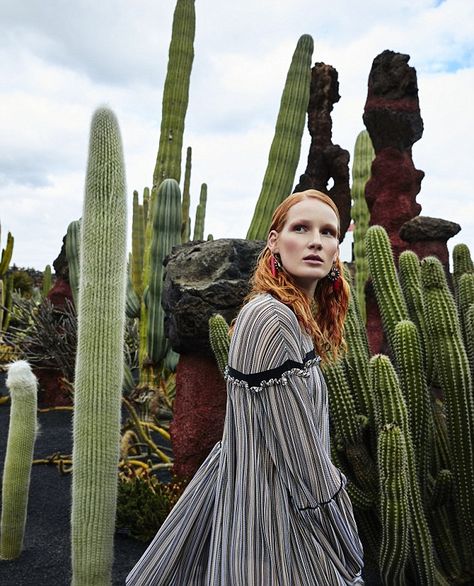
[
  {"x1": 0, "y1": 361, "x2": 38, "y2": 560},
  {"x1": 320, "y1": 226, "x2": 474, "y2": 583},
  {"x1": 350, "y1": 130, "x2": 374, "y2": 323},
  {"x1": 0, "y1": 226, "x2": 14, "y2": 335},
  {"x1": 246, "y1": 34, "x2": 314, "y2": 240},
  {"x1": 70, "y1": 106, "x2": 128, "y2": 585}
]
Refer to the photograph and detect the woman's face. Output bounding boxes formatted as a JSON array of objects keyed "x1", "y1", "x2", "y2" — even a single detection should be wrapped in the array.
[{"x1": 267, "y1": 198, "x2": 339, "y2": 297}]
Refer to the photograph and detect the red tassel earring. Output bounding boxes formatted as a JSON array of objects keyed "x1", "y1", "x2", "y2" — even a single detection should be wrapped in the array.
[{"x1": 269, "y1": 254, "x2": 282, "y2": 278}]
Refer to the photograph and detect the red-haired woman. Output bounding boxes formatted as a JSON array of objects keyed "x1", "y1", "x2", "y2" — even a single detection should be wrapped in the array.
[{"x1": 127, "y1": 190, "x2": 364, "y2": 585}]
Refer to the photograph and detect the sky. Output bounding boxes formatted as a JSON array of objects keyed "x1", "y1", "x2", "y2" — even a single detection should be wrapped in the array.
[{"x1": 0, "y1": 0, "x2": 473, "y2": 271}]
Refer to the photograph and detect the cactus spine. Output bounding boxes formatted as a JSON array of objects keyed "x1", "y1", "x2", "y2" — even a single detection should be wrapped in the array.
[
  {"x1": 246, "y1": 34, "x2": 313, "y2": 239},
  {"x1": 71, "y1": 107, "x2": 127, "y2": 585},
  {"x1": 0, "y1": 361, "x2": 38, "y2": 560},
  {"x1": 146, "y1": 179, "x2": 182, "y2": 364},
  {"x1": 152, "y1": 0, "x2": 195, "y2": 188},
  {"x1": 193, "y1": 182, "x2": 207, "y2": 241},
  {"x1": 351, "y1": 130, "x2": 374, "y2": 323}
]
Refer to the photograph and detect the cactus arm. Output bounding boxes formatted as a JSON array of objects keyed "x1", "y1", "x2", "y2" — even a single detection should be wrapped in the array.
[
  {"x1": 181, "y1": 146, "x2": 192, "y2": 242},
  {"x1": 42, "y1": 264, "x2": 52, "y2": 297},
  {"x1": 71, "y1": 107, "x2": 127, "y2": 586},
  {"x1": 0, "y1": 361, "x2": 38, "y2": 560},
  {"x1": 208, "y1": 314, "x2": 230, "y2": 376},
  {"x1": 246, "y1": 34, "x2": 313, "y2": 239},
  {"x1": 351, "y1": 130, "x2": 374, "y2": 323},
  {"x1": 0, "y1": 231, "x2": 14, "y2": 276},
  {"x1": 66, "y1": 219, "x2": 81, "y2": 307},
  {"x1": 131, "y1": 190, "x2": 145, "y2": 297},
  {"x1": 193, "y1": 183, "x2": 207, "y2": 241}
]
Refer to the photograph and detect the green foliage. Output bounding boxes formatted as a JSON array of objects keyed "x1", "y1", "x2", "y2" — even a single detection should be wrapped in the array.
[
  {"x1": 351, "y1": 130, "x2": 374, "y2": 323},
  {"x1": 11, "y1": 270, "x2": 33, "y2": 298},
  {"x1": 246, "y1": 34, "x2": 313, "y2": 239},
  {"x1": 71, "y1": 106, "x2": 128, "y2": 586},
  {"x1": 0, "y1": 361, "x2": 38, "y2": 559},
  {"x1": 116, "y1": 471, "x2": 186, "y2": 542}
]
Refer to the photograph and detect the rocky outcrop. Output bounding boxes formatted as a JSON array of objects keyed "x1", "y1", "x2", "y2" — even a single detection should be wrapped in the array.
[
  {"x1": 164, "y1": 239, "x2": 264, "y2": 479},
  {"x1": 294, "y1": 62, "x2": 351, "y2": 241}
]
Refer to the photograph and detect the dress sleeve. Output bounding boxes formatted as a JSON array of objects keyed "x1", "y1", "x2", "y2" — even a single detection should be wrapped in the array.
[{"x1": 226, "y1": 295, "x2": 345, "y2": 510}]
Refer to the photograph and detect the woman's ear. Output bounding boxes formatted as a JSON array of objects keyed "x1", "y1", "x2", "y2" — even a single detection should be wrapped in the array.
[{"x1": 267, "y1": 230, "x2": 278, "y2": 252}]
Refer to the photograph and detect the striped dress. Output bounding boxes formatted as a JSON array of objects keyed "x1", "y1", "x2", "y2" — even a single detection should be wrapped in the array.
[{"x1": 126, "y1": 294, "x2": 364, "y2": 585}]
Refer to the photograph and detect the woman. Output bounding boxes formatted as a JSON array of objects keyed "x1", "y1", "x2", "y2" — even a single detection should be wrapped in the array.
[{"x1": 127, "y1": 189, "x2": 364, "y2": 585}]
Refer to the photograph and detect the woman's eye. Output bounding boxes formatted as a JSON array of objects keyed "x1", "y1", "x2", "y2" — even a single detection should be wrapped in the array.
[{"x1": 294, "y1": 224, "x2": 306, "y2": 232}]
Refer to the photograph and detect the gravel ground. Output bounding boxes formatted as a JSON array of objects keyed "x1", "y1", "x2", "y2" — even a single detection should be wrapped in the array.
[{"x1": 0, "y1": 390, "x2": 150, "y2": 586}]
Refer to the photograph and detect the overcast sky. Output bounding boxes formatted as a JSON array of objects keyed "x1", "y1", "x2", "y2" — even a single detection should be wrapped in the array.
[{"x1": 0, "y1": 0, "x2": 472, "y2": 271}]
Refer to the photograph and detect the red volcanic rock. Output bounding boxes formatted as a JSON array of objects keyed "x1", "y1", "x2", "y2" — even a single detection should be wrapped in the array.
[
  {"x1": 47, "y1": 278, "x2": 73, "y2": 310},
  {"x1": 170, "y1": 354, "x2": 227, "y2": 480}
]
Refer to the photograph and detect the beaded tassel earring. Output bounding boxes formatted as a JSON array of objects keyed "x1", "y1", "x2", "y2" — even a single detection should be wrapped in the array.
[
  {"x1": 269, "y1": 253, "x2": 282, "y2": 278},
  {"x1": 327, "y1": 263, "x2": 342, "y2": 292}
]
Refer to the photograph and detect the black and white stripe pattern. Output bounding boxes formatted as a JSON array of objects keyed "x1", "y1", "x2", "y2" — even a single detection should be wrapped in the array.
[{"x1": 127, "y1": 294, "x2": 364, "y2": 585}]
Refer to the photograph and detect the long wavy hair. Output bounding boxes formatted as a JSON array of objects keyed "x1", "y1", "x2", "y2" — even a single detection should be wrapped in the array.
[{"x1": 246, "y1": 189, "x2": 350, "y2": 363}]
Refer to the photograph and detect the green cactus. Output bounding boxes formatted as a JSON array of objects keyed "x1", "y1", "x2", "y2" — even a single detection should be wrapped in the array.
[
  {"x1": 146, "y1": 178, "x2": 182, "y2": 364},
  {"x1": 208, "y1": 314, "x2": 230, "y2": 376},
  {"x1": 66, "y1": 219, "x2": 81, "y2": 307},
  {"x1": 421, "y1": 256, "x2": 474, "y2": 565},
  {"x1": 71, "y1": 107, "x2": 127, "y2": 586},
  {"x1": 142, "y1": 187, "x2": 150, "y2": 225},
  {"x1": 370, "y1": 354, "x2": 437, "y2": 585},
  {"x1": 181, "y1": 146, "x2": 192, "y2": 242},
  {"x1": 0, "y1": 227, "x2": 14, "y2": 276},
  {"x1": 458, "y1": 272, "x2": 474, "y2": 344},
  {"x1": 377, "y1": 423, "x2": 410, "y2": 585},
  {"x1": 42, "y1": 264, "x2": 52, "y2": 297},
  {"x1": 365, "y1": 225, "x2": 409, "y2": 348},
  {"x1": 0, "y1": 361, "x2": 38, "y2": 560},
  {"x1": 452, "y1": 243, "x2": 473, "y2": 294},
  {"x1": 152, "y1": 0, "x2": 195, "y2": 188},
  {"x1": 193, "y1": 183, "x2": 207, "y2": 241},
  {"x1": 246, "y1": 34, "x2": 313, "y2": 239},
  {"x1": 0, "y1": 227, "x2": 14, "y2": 334},
  {"x1": 131, "y1": 190, "x2": 145, "y2": 297},
  {"x1": 351, "y1": 130, "x2": 374, "y2": 324},
  {"x1": 393, "y1": 320, "x2": 431, "y2": 497}
]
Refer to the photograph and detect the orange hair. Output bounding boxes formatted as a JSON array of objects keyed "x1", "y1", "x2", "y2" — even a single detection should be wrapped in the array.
[{"x1": 246, "y1": 189, "x2": 349, "y2": 363}]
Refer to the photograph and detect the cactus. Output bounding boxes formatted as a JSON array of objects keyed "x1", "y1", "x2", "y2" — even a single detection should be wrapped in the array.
[
  {"x1": 246, "y1": 34, "x2": 313, "y2": 239},
  {"x1": 152, "y1": 0, "x2": 195, "y2": 188},
  {"x1": 42, "y1": 264, "x2": 52, "y2": 297},
  {"x1": 146, "y1": 178, "x2": 182, "y2": 364},
  {"x1": 66, "y1": 219, "x2": 81, "y2": 306},
  {"x1": 0, "y1": 361, "x2": 38, "y2": 560},
  {"x1": 452, "y1": 243, "x2": 473, "y2": 294},
  {"x1": 458, "y1": 272, "x2": 474, "y2": 344},
  {"x1": 0, "y1": 226, "x2": 14, "y2": 334},
  {"x1": 351, "y1": 130, "x2": 374, "y2": 323},
  {"x1": 181, "y1": 146, "x2": 192, "y2": 242},
  {"x1": 193, "y1": 182, "x2": 207, "y2": 241},
  {"x1": 208, "y1": 314, "x2": 230, "y2": 375},
  {"x1": 131, "y1": 190, "x2": 145, "y2": 297},
  {"x1": 377, "y1": 423, "x2": 410, "y2": 585},
  {"x1": 365, "y1": 225, "x2": 409, "y2": 348},
  {"x1": 0, "y1": 227, "x2": 14, "y2": 276},
  {"x1": 71, "y1": 107, "x2": 127, "y2": 586},
  {"x1": 421, "y1": 256, "x2": 474, "y2": 565}
]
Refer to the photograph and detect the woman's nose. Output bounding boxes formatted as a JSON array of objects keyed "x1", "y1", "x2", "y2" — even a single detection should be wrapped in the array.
[{"x1": 308, "y1": 231, "x2": 323, "y2": 249}]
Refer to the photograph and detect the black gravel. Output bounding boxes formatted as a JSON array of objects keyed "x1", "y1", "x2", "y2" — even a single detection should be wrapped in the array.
[{"x1": 0, "y1": 392, "x2": 149, "y2": 586}]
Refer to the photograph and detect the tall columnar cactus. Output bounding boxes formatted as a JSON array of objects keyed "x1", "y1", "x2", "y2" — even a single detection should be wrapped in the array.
[
  {"x1": 0, "y1": 226, "x2": 14, "y2": 334},
  {"x1": 66, "y1": 219, "x2": 81, "y2": 306},
  {"x1": 421, "y1": 256, "x2": 474, "y2": 565},
  {"x1": 0, "y1": 226, "x2": 14, "y2": 276},
  {"x1": 365, "y1": 225, "x2": 409, "y2": 348},
  {"x1": 71, "y1": 107, "x2": 127, "y2": 586},
  {"x1": 152, "y1": 0, "x2": 195, "y2": 188},
  {"x1": 131, "y1": 190, "x2": 145, "y2": 297},
  {"x1": 42, "y1": 264, "x2": 52, "y2": 297},
  {"x1": 193, "y1": 182, "x2": 207, "y2": 241},
  {"x1": 457, "y1": 272, "x2": 474, "y2": 344},
  {"x1": 351, "y1": 130, "x2": 375, "y2": 323},
  {"x1": 181, "y1": 146, "x2": 192, "y2": 242},
  {"x1": 452, "y1": 242, "x2": 473, "y2": 294},
  {"x1": 370, "y1": 354, "x2": 437, "y2": 585},
  {"x1": 0, "y1": 361, "x2": 38, "y2": 560},
  {"x1": 377, "y1": 423, "x2": 410, "y2": 586},
  {"x1": 146, "y1": 178, "x2": 182, "y2": 364},
  {"x1": 246, "y1": 34, "x2": 313, "y2": 239},
  {"x1": 208, "y1": 314, "x2": 230, "y2": 376}
]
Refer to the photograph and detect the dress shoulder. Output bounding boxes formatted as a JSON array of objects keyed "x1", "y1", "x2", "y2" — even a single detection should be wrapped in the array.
[{"x1": 226, "y1": 294, "x2": 319, "y2": 389}]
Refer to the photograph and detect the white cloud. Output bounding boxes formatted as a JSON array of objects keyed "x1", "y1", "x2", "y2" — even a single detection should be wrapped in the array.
[{"x1": 0, "y1": 0, "x2": 472, "y2": 270}]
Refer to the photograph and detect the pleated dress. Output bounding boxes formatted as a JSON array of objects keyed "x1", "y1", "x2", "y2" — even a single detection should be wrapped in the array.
[{"x1": 126, "y1": 294, "x2": 364, "y2": 585}]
